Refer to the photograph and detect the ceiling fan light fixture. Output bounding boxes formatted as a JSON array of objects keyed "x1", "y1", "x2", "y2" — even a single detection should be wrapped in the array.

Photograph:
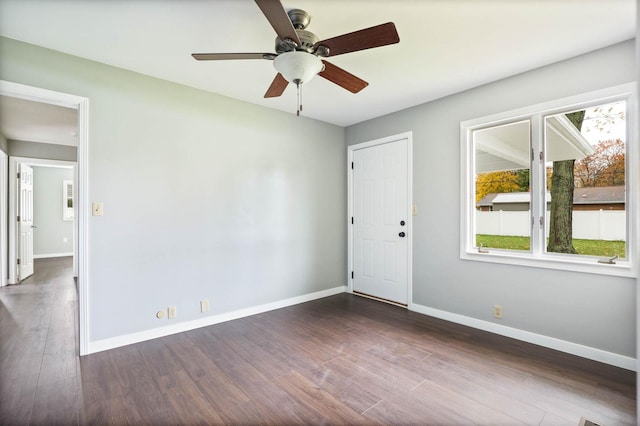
[{"x1": 273, "y1": 51, "x2": 324, "y2": 84}]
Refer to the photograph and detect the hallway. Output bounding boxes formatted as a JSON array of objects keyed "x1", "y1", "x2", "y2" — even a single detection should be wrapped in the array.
[{"x1": 0, "y1": 257, "x2": 78, "y2": 424}]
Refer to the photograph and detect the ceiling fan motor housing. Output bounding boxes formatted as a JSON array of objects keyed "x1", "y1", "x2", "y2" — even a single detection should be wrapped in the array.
[
  {"x1": 287, "y1": 9, "x2": 311, "y2": 29},
  {"x1": 275, "y1": 29, "x2": 320, "y2": 54}
]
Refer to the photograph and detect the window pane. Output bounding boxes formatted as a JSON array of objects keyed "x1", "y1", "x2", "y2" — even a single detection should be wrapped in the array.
[
  {"x1": 63, "y1": 180, "x2": 74, "y2": 221},
  {"x1": 544, "y1": 101, "x2": 626, "y2": 258},
  {"x1": 473, "y1": 120, "x2": 531, "y2": 252}
]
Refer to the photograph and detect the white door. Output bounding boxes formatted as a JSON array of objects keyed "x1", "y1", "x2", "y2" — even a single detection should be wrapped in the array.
[
  {"x1": 18, "y1": 163, "x2": 35, "y2": 280},
  {"x1": 352, "y1": 138, "x2": 408, "y2": 304}
]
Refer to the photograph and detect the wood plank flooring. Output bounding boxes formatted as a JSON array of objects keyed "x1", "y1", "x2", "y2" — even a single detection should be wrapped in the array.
[{"x1": 0, "y1": 257, "x2": 636, "y2": 425}]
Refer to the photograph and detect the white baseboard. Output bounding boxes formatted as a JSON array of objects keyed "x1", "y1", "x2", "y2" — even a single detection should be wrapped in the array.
[
  {"x1": 409, "y1": 302, "x2": 636, "y2": 371},
  {"x1": 34, "y1": 253, "x2": 73, "y2": 259},
  {"x1": 88, "y1": 287, "x2": 635, "y2": 371},
  {"x1": 88, "y1": 285, "x2": 347, "y2": 355}
]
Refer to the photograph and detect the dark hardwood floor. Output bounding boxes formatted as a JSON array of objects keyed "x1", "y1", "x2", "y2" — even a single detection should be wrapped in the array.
[{"x1": 0, "y1": 257, "x2": 636, "y2": 425}]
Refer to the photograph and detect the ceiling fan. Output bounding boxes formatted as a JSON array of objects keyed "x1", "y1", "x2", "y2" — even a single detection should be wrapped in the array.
[{"x1": 192, "y1": 0, "x2": 400, "y2": 115}]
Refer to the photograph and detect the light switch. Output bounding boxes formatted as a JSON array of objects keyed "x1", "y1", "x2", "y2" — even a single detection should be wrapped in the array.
[{"x1": 92, "y1": 202, "x2": 104, "y2": 216}]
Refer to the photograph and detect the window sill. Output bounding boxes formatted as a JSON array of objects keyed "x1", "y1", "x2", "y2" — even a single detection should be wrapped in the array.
[{"x1": 460, "y1": 249, "x2": 636, "y2": 278}]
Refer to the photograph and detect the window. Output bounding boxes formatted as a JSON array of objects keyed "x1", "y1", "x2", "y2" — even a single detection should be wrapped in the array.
[
  {"x1": 461, "y1": 84, "x2": 636, "y2": 276},
  {"x1": 63, "y1": 180, "x2": 73, "y2": 221},
  {"x1": 474, "y1": 120, "x2": 531, "y2": 252}
]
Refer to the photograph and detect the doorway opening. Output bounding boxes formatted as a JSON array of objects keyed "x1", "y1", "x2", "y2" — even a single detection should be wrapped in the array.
[
  {"x1": 8, "y1": 158, "x2": 77, "y2": 283},
  {"x1": 0, "y1": 80, "x2": 89, "y2": 355}
]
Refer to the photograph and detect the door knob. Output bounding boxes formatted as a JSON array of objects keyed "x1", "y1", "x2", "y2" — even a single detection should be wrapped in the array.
[
  {"x1": 400, "y1": 220, "x2": 405, "y2": 226},
  {"x1": 398, "y1": 232, "x2": 406, "y2": 238}
]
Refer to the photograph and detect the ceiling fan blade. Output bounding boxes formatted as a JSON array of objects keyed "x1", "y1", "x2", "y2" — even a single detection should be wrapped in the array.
[
  {"x1": 318, "y1": 60, "x2": 368, "y2": 94},
  {"x1": 316, "y1": 22, "x2": 399, "y2": 57},
  {"x1": 192, "y1": 53, "x2": 275, "y2": 61},
  {"x1": 254, "y1": 0, "x2": 301, "y2": 46},
  {"x1": 264, "y1": 73, "x2": 289, "y2": 98}
]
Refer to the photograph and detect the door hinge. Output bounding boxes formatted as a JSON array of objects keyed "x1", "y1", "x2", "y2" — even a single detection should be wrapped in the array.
[
  {"x1": 16, "y1": 172, "x2": 20, "y2": 179},
  {"x1": 539, "y1": 216, "x2": 544, "y2": 226},
  {"x1": 530, "y1": 148, "x2": 534, "y2": 162},
  {"x1": 351, "y1": 162, "x2": 354, "y2": 170},
  {"x1": 351, "y1": 271, "x2": 354, "y2": 279},
  {"x1": 351, "y1": 217, "x2": 354, "y2": 224},
  {"x1": 17, "y1": 258, "x2": 20, "y2": 265},
  {"x1": 539, "y1": 151, "x2": 544, "y2": 162},
  {"x1": 17, "y1": 215, "x2": 20, "y2": 222}
]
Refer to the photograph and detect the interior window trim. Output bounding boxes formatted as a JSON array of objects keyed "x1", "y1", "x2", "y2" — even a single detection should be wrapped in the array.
[{"x1": 460, "y1": 83, "x2": 637, "y2": 278}]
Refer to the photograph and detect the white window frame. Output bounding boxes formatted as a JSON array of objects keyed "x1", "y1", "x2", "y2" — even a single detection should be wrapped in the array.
[
  {"x1": 460, "y1": 83, "x2": 637, "y2": 278},
  {"x1": 63, "y1": 179, "x2": 74, "y2": 221}
]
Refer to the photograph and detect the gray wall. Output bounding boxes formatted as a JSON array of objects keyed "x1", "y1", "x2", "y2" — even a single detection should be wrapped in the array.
[
  {"x1": 8, "y1": 140, "x2": 77, "y2": 161},
  {"x1": 0, "y1": 36, "x2": 346, "y2": 342},
  {"x1": 33, "y1": 166, "x2": 74, "y2": 257},
  {"x1": 346, "y1": 40, "x2": 637, "y2": 358}
]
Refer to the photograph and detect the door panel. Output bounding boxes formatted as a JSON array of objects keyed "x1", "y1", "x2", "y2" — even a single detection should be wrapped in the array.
[
  {"x1": 353, "y1": 138, "x2": 408, "y2": 304},
  {"x1": 18, "y1": 164, "x2": 34, "y2": 280}
]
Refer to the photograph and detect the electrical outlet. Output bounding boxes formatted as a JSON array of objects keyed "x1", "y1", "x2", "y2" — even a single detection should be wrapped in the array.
[
  {"x1": 168, "y1": 306, "x2": 177, "y2": 319},
  {"x1": 200, "y1": 299, "x2": 209, "y2": 313},
  {"x1": 493, "y1": 305, "x2": 503, "y2": 319},
  {"x1": 156, "y1": 310, "x2": 165, "y2": 319}
]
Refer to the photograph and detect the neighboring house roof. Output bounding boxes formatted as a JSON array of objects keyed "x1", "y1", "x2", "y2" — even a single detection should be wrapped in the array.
[
  {"x1": 492, "y1": 192, "x2": 532, "y2": 204},
  {"x1": 573, "y1": 186, "x2": 625, "y2": 205},
  {"x1": 477, "y1": 193, "x2": 499, "y2": 207},
  {"x1": 477, "y1": 186, "x2": 625, "y2": 207}
]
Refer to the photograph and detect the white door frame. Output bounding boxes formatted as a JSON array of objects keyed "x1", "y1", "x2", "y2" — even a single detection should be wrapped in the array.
[
  {"x1": 0, "y1": 80, "x2": 90, "y2": 356},
  {"x1": 0, "y1": 149, "x2": 7, "y2": 287},
  {"x1": 347, "y1": 131, "x2": 413, "y2": 306},
  {"x1": 9, "y1": 157, "x2": 77, "y2": 283}
]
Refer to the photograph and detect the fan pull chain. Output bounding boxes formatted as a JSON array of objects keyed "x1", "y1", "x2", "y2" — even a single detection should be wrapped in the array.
[{"x1": 296, "y1": 80, "x2": 302, "y2": 117}]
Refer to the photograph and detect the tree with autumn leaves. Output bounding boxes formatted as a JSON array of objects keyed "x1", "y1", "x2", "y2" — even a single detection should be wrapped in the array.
[
  {"x1": 574, "y1": 138, "x2": 625, "y2": 187},
  {"x1": 475, "y1": 170, "x2": 528, "y2": 203}
]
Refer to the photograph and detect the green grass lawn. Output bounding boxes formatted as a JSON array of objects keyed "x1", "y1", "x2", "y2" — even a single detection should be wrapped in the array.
[{"x1": 476, "y1": 234, "x2": 625, "y2": 258}]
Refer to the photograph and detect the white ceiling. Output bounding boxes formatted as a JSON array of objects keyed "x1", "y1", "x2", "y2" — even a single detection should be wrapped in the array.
[
  {"x1": 0, "y1": 0, "x2": 636, "y2": 129},
  {"x1": 0, "y1": 96, "x2": 78, "y2": 146}
]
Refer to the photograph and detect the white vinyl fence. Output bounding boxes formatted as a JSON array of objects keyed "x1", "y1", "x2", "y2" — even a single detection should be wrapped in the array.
[{"x1": 476, "y1": 210, "x2": 625, "y2": 241}]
